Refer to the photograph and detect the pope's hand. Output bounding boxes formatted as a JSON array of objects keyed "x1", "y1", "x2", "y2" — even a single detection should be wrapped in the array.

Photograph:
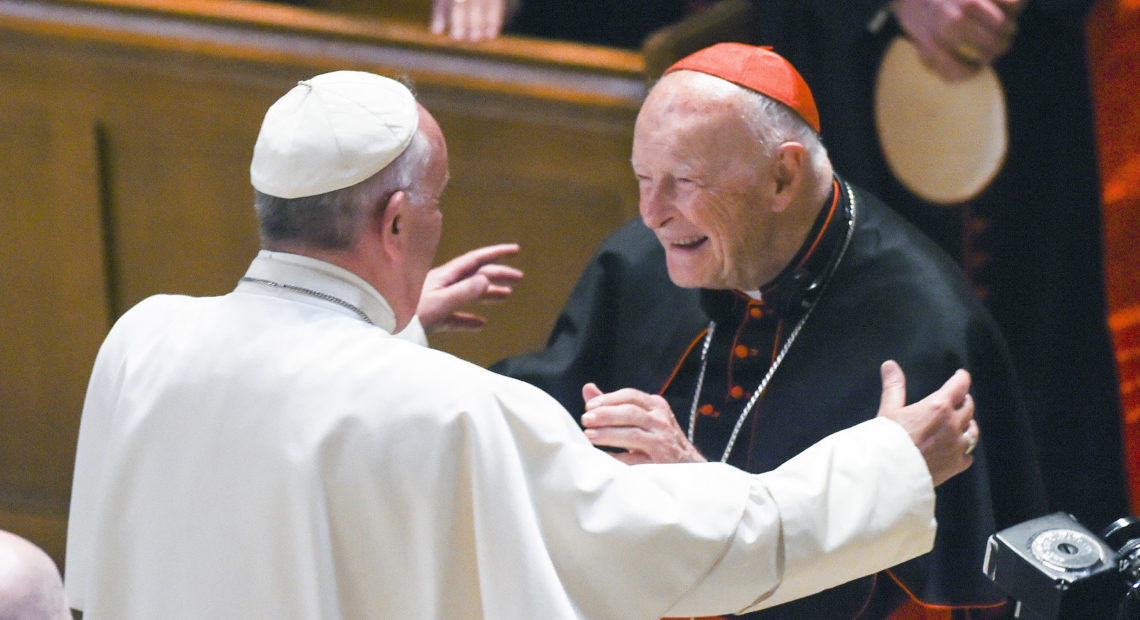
[
  {"x1": 416, "y1": 243, "x2": 523, "y2": 334},
  {"x1": 876, "y1": 360, "x2": 978, "y2": 487},
  {"x1": 580, "y1": 383, "x2": 707, "y2": 465}
]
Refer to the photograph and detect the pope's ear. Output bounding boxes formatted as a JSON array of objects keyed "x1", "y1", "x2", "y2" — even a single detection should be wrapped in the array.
[{"x1": 377, "y1": 190, "x2": 407, "y2": 245}]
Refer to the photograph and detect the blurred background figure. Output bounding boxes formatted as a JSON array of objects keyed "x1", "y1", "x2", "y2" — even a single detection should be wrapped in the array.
[{"x1": 0, "y1": 531, "x2": 70, "y2": 620}]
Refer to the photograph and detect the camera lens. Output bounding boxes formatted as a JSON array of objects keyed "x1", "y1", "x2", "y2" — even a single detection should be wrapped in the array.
[{"x1": 1103, "y1": 516, "x2": 1140, "y2": 587}]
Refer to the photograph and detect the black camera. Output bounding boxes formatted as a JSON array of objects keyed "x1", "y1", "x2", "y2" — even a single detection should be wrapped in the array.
[{"x1": 983, "y1": 512, "x2": 1140, "y2": 619}]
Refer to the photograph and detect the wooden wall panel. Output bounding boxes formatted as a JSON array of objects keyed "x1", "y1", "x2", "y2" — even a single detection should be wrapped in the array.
[
  {"x1": 317, "y1": 0, "x2": 429, "y2": 23},
  {"x1": 0, "y1": 0, "x2": 645, "y2": 568},
  {"x1": 426, "y1": 97, "x2": 639, "y2": 360},
  {"x1": 0, "y1": 101, "x2": 108, "y2": 566},
  {"x1": 96, "y1": 83, "x2": 266, "y2": 309}
]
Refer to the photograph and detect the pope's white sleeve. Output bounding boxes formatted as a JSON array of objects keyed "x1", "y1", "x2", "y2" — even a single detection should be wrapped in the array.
[{"x1": 664, "y1": 417, "x2": 937, "y2": 616}]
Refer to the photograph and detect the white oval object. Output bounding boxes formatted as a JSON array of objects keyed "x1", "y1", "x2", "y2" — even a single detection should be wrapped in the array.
[{"x1": 874, "y1": 36, "x2": 1008, "y2": 205}]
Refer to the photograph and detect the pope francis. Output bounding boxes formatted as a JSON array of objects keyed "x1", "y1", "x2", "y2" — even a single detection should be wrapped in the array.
[{"x1": 64, "y1": 70, "x2": 980, "y2": 619}]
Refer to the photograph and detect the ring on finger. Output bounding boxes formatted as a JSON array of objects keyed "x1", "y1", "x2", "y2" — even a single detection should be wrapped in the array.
[{"x1": 963, "y1": 429, "x2": 978, "y2": 456}]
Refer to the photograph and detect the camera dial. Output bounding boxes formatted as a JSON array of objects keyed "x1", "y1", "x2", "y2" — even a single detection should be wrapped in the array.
[{"x1": 1030, "y1": 528, "x2": 1107, "y2": 571}]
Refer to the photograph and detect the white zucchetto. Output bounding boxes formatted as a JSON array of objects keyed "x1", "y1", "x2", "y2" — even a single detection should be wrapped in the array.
[{"x1": 250, "y1": 71, "x2": 419, "y2": 199}]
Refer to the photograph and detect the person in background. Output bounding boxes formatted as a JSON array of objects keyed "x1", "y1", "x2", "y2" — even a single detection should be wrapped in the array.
[
  {"x1": 0, "y1": 530, "x2": 71, "y2": 620},
  {"x1": 64, "y1": 69, "x2": 980, "y2": 620},
  {"x1": 753, "y1": 0, "x2": 1129, "y2": 533}
]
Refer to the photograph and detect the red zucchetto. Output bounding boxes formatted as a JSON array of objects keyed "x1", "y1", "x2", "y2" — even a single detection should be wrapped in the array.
[{"x1": 665, "y1": 43, "x2": 821, "y2": 134}]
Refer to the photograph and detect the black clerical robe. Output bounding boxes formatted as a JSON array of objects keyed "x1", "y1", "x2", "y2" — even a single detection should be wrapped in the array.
[
  {"x1": 494, "y1": 179, "x2": 1047, "y2": 618},
  {"x1": 747, "y1": 0, "x2": 1127, "y2": 532}
]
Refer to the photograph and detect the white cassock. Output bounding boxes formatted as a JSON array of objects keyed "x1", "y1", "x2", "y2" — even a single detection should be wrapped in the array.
[{"x1": 66, "y1": 250, "x2": 937, "y2": 619}]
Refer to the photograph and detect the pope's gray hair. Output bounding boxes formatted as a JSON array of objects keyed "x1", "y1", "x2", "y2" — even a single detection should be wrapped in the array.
[{"x1": 254, "y1": 128, "x2": 433, "y2": 250}]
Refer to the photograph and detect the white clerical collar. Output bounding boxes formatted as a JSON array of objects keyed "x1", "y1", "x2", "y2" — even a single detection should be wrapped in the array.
[
  {"x1": 237, "y1": 250, "x2": 398, "y2": 333},
  {"x1": 743, "y1": 289, "x2": 763, "y2": 301}
]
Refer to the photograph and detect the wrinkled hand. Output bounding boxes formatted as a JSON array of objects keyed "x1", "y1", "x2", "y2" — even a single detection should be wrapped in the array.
[
  {"x1": 890, "y1": 0, "x2": 1024, "y2": 81},
  {"x1": 417, "y1": 243, "x2": 523, "y2": 334},
  {"x1": 876, "y1": 360, "x2": 978, "y2": 487},
  {"x1": 580, "y1": 383, "x2": 707, "y2": 465},
  {"x1": 430, "y1": 0, "x2": 517, "y2": 42}
]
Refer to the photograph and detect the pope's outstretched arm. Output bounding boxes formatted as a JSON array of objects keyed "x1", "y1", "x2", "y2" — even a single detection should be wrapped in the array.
[{"x1": 652, "y1": 361, "x2": 977, "y2": 615}]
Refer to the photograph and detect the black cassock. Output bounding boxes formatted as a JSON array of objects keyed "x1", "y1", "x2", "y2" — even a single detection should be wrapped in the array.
[
  {"x1": 747, "y1": 0, "x2": 1128, "y2": 533},
  {"x1": 493, "y1": 178, "x2": 1047, "y2": 618}
]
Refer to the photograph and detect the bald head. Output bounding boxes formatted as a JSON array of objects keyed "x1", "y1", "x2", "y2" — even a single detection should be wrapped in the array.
[{"x1": 0, "y1": 531, "x2": 70, "y2": 620}]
